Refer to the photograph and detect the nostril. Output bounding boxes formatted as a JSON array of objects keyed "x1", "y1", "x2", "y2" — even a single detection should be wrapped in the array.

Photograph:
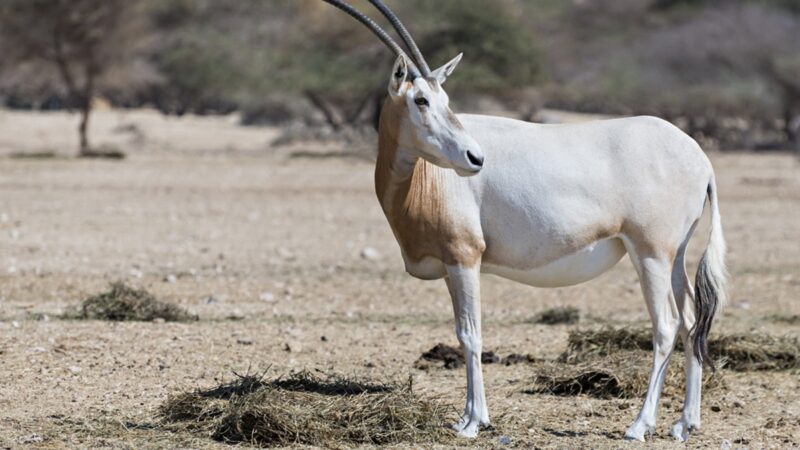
[{"x1": 467, "y1": 151, "x2": 483, "y2": 167}]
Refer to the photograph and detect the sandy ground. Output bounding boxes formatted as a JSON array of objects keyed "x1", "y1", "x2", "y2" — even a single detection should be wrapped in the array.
[{"x1": 0, "y1": 109, "x2": 799, "y2": 449}]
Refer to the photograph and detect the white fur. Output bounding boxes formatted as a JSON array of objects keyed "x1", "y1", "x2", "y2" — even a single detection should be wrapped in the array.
[
  {"x1": 445, "y1": 264, "x2": 488, "y2": 437},
  {"x1": 380, "y1": 57, "x2": 725, "y2": 441},
  {"x1": 431, "y1": 53, "x2": 463, "y2": 84},
  {"x1": 482, "y1": 237, "x2": 627, "y2": 288},
  {"x1": 704, "y1": 179, "x2": 728, "y2": 306}
]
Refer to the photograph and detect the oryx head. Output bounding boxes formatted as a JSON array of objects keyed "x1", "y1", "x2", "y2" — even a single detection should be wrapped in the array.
[
  {"x1": 322, "y1": 0, "x2": 485, "y2": 176},
  {"x1": 387, "y1": 53, "x2": 484, "y2": 175}
]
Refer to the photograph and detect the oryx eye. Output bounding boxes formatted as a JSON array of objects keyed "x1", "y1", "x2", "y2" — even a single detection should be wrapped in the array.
[{"x1": 414, "y1": 97, "x2": 429, "y2": 107}]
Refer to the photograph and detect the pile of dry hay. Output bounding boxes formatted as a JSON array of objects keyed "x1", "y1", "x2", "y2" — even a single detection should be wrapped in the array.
[
  {"x1": 768, "y1": 314, "x2": 800, "y2": 324},
  {"x1": 530, "y1": 306, "x2": 580, "y2": 325},
  {"x1": 560, "y1": 326, "x2": 800, "y2": 371},
  {"x1": 559, "y1": 327, "x2": 653, "y2": 363},
  {"x1": 526, "y1": 326, "x2": 799, "y2": 399},
  {"x1": 526, "y1": 350, "x2": 724, "y2": 399},
  {"x1": 68, "y1": 281, "x2": 196, "y2": 322},
  {"x1": 159, "y1": 370, "x2": 451, "y2": 447},
  {"x1": 709, "y1": 333, "x2": 800, "y2": 371}
]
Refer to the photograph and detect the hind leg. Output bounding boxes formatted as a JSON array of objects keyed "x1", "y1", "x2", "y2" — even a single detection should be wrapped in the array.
[
  {"x1": 623, "y1": 245, "x2": 681, "y2": 441},
  {"x1": 670, "y1": 235, "x2": 703, "y2": 441}
]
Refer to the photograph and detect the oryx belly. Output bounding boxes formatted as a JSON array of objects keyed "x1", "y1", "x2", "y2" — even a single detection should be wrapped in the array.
[{"x1": 482, "y1": 237, "x2": 626, "y2": 287}]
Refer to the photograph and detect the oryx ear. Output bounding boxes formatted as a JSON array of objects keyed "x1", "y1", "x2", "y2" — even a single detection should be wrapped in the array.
[
  {"x1": 388, "y1": 54, "x2": 409, "y2": 97},
  {"x1": 431, "y1": 52, "x2": 463, "y2": 85}
]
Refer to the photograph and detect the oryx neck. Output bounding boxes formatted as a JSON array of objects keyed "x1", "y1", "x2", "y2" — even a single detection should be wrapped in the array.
[{"x1": 376, "y1": 122, "x2": 416, "y2": 204}]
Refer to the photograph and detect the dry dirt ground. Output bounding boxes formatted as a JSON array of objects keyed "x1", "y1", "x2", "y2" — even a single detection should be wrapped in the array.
[{"x1": 0, "y1": 109, "x2": 799, "y2": 449}]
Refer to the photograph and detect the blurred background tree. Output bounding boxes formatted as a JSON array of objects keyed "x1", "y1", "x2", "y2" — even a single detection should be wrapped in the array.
[
  {"x1": 536, "y1": 0, "x2": 800, "y2": 150},
  {"x1": 0, "y1": 0, "x2": 799, "y2": 151},
  {"x1": 144, "y1": 0, "x2": 542, "y2": 130},
  {"x1": 0, "y1": 0, "x2": 152, "y2": 156}
]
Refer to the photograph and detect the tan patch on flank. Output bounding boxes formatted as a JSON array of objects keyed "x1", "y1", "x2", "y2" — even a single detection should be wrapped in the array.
[
  {"x1": 576, "y1": 222, "x2": 623, "y2": 248},
  {"x1": 619, "y1": 221, "x2": 679, "y2": 262},
  {"x1": 375, "y1": 98, "x2": 484, "y2": 267}
]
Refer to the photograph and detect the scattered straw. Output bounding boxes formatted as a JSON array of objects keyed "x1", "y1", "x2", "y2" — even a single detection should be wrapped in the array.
[
  {"x1": 68, "y1": 281, "x2": 196, "y2": 322},
  {"x1": 159, "y1": 370, "x2": 451, "y2": 447},
  {"x1": 526, "y1": 350, "x2": 725, "y2": 399},
  {"x1": 560, "y1": 327, "x2": 800, "y2": 371},
  {"x1": 710, "y1": 334, "x2": 800, "y2": 371},
  {"x1": 559, "y1": 327, "x2": 652, "y2": 363},
  {"x1": 531, "y1": 306, "x2": 580, "y2": 325},
  {"x1": 768, "y1": 314, "x2": 800, "y2": 325}
]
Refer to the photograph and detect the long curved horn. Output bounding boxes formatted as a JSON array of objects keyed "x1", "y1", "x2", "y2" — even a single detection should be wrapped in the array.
[
  {"x1": 367, "y1": 0, "x2": 431, "y2": 77},
  {"x1": 320, "y1": 0, "x2": 421, "y2": 78}
]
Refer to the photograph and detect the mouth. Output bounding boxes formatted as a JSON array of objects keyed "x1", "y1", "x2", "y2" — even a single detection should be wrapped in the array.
[{"x1": 454, "y1": 166, "x2": 482, "y2": 176}]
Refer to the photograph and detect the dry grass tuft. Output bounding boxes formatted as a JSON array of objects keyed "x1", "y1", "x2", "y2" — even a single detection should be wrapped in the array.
[
  {"x1": 560, "y1": 327, "x2": 800, "y2": 371},
  {"x1": 68, "y1": 281, "x2": 196, "y2": 322},
  {"x1": 531, "y1": 306, "x2": 580, "y2": 325},
  {"x1": 9, "y1": 151, "x2": 60, "y2": 159},
  {"x1": 559, "y1": 327, "x2": 652, "y2": 363},
  {"x1": 710, "y1": 334, "x2": 800, "y2": 371},
  {"x1": 526, "y1": 351, "x2": 725, "y2": 399},
  {"x1": 767, "y1": 314, "x2": 800, "y2": 325},
  {"x1": 159, "y1": 370, "x2": 451, "y2": 447}
]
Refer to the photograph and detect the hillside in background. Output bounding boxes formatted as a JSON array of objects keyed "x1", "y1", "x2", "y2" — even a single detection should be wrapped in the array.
[{"x1": 1, "y1": 0, "x2": 798, "y2": 150}]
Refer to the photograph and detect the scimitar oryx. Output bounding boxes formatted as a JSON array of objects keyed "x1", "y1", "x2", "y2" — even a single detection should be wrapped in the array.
[{"x1": 319, "y1": 0, "x2": 727, "y2": 442}]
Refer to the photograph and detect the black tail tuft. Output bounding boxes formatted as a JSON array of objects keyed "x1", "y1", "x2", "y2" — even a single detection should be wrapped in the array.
[{"x1": 692, "y1": 255, "x2": 719, "y2": 371}]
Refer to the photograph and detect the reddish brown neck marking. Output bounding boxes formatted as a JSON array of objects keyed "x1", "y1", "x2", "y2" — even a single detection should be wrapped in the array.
[{"x1": 375, "y1": 97, "x2": 484, "y2": 267}]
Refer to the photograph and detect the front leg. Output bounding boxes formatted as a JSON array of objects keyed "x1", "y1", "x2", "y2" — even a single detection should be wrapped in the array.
[{"x1": 445, "y1": 264, "x2": 489, "y2": 438}]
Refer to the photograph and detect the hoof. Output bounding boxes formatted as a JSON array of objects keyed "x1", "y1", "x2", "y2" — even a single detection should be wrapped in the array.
[
  {"x1": 454, "y1": 423, "x2": 479, "y2": 438},
  {"x1": 624, "y1": 421, "x2": 655, "y2": 442},
  {"x1": 452, "y1": 414, "x2": 489, "y2": 438},
  {"x1": 623, "y1": 432, "x2": 646, "y2": 442},
  {"x1": 670, "y1": 419, "x2": 698, "y2": 442}
]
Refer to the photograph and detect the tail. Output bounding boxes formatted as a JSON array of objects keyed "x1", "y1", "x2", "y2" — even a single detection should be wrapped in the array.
[{"x1": 692, "y1": 177, "x2": 728, "y2": 371}]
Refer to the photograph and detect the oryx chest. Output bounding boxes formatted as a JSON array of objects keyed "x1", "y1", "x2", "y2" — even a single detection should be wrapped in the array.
[
  {"x1": 378, "y1": 161, "x2": 485, "y2": 279},
  {"x1": 387, "y1": 206, "x2": 485, "y2": 280}
]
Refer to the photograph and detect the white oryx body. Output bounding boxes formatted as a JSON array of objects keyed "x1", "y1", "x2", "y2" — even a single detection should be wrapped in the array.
[
  {"x1": 319, "y1": 0, "x2": 727, "y2": 442},
  {"x1": 388, "y1": 112, "x2": 711, "y2": 287},
  {"x1": 376, "y1": 68, "x2": 727, "y2": 442}
]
